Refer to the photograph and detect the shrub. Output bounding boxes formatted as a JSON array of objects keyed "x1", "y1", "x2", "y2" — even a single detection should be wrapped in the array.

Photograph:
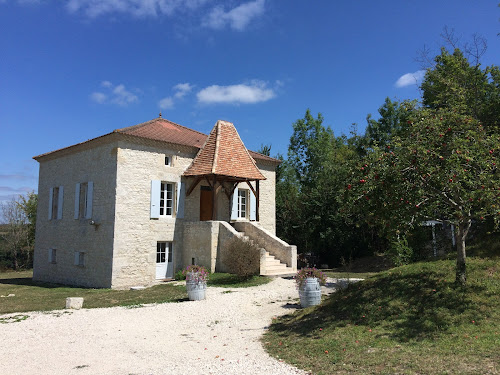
[
  {"x1": 388, "y1": 236, "x2": 414, "y2": 266},
  {"x1": 223, "y1": 236, "x2": 260, "y2": 277},
  {"x1": 174, "y1": 270, "x2": 185, "y2": 281}
]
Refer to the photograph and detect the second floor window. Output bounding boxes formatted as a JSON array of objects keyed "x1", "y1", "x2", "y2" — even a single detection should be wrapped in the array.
[{"x1": 160, "y1": 182, "x2": 174, "y2": 216}]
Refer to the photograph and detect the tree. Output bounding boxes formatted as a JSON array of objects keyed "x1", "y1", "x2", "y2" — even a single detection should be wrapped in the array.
[
  {"x1": 279, "y1": 110, "x2": 382, "y2": 265},
  {"x1": 421, "y1": 47, "x2": 500, "y2": 131},
  {"x1": 0, "y1": 192, "x2": 37, "y2": 269},
  {"x1": 346, "y1": 108, "x2": 499, "y2": 285},
  {"x1": 365, "y1": 98, "x2": 418, "y2": 147}
]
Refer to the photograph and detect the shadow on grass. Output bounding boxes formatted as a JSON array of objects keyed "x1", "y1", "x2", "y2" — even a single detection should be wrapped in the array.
[
  {"x1": 0, "y1": 277, "x2": 80, "y2": 289},
  {"x1": 270, "y1": 262, "x2": 492, "y2": 342}
]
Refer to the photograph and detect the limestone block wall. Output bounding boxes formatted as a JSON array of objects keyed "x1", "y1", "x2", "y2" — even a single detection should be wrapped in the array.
[
  {"x1": 33, "y1": 142, "x2": 118, "y2": 288},
  {"x1": 111, "y1": 139, "x2": 197, "y2": 288},
  {"x1": 255, "y1": 162, "x2": 276, "y2": 234},
  {"x1": 182, "y1": 221, "x2": 220, "y2": 273}
]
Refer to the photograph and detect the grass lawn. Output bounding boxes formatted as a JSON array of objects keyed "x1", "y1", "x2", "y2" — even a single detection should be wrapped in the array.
[
  {"x1": 263, "y1": 257, "x2": 500, "y2": 375},
  {"x1": 0, "y1": 271, "x2": 270, "y2": 315}
]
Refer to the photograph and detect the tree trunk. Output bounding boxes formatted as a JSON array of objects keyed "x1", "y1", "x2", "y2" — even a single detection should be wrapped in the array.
[{"x1": 455, "y1": 220, "x2": 470, "y2": 286}]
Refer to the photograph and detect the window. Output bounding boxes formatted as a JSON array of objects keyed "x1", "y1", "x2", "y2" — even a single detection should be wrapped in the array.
[
  {"x1": 48, "y1": 186, "x2": 63, "y2": 220},
  {"x1": 48, "y1": 248, "x2": 57, "y2": 264},
  {"x1": 74, "y1": 251, "x2": 85, "y2": 267},
  {"x1": 74, "y1": 182, "x2": 93, "y2": 219},
  {"x1": 151, "y1": 180, "x2": 184, "y2": 219},
  {"x1": 238, "y1": 189, "x2": 247, "y2": 219},
  {"x1": 165, "y1": 155, "x2": 172, "y2": 166},
  {"x1": 160, "y1": 182, "x2": 174, "y2": 216},
  {"x1": 156, "y1": 242, "x2": 172, "y2": 263}
]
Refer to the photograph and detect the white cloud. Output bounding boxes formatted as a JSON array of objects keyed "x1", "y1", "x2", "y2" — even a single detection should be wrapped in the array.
[
  {"x1": 66, "y1": 0, "x2": 209, "y2": 18},
  {"x1": 101, "y1": 80, "x2": 113, "y2": 88},
  {"x1": 204, "y1": 0, "x2": 265, "y2": 31},
  {"x1": 197, "y1": 80, "x2": 275, "y2": 104},
  {"x1": 90, "y1": 92, "x2": 107, "y2": 104},
  {"x1": 395, "y1": 70, "x2": 426, "y2": 88},
  {"x1": 89, "y1": 81, "x2": 138, "y2": 106},
  {"x1": 173, "y1": 82, "x2": 193, "y2": 98},
  {"x1": 158, "y1": 97, "x2": 174, "y2": 110},
  {"x1": 112, "y1": 84, "x2": 138, "y2": 105}
]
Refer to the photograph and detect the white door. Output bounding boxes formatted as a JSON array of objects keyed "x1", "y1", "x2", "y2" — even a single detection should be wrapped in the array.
[{"x1": 156, "y1": 242, "x2": 173, "y2": 279}]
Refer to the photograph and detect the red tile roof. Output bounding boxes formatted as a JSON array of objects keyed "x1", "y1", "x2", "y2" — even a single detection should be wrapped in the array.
[
  {"x1": 115, "y1": 117, "x2": 207, "y2": 148},
  {"x1": 34, "y1": 117, "x2": 279, "y2": 165},
  {"x1": 183, "y1": 120, "x2": 266, "y2": 180}
]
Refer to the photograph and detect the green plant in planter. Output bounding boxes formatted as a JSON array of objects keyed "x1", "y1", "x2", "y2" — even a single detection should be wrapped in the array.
[{"x1": 295, "y1": 268, "x2": 327, "y2": 289}]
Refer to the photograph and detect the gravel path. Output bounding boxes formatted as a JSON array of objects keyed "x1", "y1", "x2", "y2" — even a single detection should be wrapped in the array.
[{"x1": 0, "y1": 277, "x2": 351, "y2": 375}]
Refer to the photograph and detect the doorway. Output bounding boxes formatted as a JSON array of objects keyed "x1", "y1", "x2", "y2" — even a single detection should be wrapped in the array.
[
  {"x1": 156, "y1": 242, "x2": 173, "y2": 279},
  {"x1": 200, "y1": 186, "x2": 213, "y2": 221}
]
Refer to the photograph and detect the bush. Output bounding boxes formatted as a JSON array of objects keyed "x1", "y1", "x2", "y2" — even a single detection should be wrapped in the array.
[
  {"x1": 174, "y1": 270, "x2": 185, "y2": 281},
  {"x1": 388, "y1": 236, "x2": 414, "y2": 266},
  {"x1": 223, "y1": 236, "x2": 260, "y2": 277}
]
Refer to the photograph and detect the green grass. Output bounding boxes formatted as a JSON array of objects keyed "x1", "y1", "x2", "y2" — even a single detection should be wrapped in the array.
[
  {"x1": 263, "y1": 257, "x2": 500, "y2": 375},
  {"x1": 207, "y1": 272, "x2": 271, "y2": 288},
  {"x1": 0, "y1": 270, "x2": 188, "y2": 314},
  {"x1": 323, "y1": 271, "x2": 377, "y2": 280},
  {"x1": 0, "y1": 271, "x2": 271, "y2": 314}
]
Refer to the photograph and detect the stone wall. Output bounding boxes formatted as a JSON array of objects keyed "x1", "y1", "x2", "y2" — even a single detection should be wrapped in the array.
[
  {"x1": 33, "y1": 141, "x2": 118, "y2": 288},
  {"x1": 111, "y1": 139, "x2": 197, "y2": 288},
  {"x1": 182, "y1": 221, "x2": 220, "y2": 273}
]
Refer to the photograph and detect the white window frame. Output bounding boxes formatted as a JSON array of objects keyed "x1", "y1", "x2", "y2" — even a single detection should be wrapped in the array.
[
  {"x1": 74, "y1": 251, "x2": 85, "y2": 267},
  {"x1": 237, "y1": 189, "x2": 248, "y2": 219},
  {"x1": 160, "y1": 182, "x2": 174, "y2": 217},
  {"x1": 156, "y1": 241, "x2": 173, "y2": 264}
]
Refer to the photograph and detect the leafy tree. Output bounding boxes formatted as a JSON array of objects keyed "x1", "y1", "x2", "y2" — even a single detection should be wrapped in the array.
[
  {"x1": 288, "y1": 109, "x2": 337, "y2": 188},
  {"x1": 346, "y1": 108, "x2": 499, "y2": 285},
  {"x1": 0, "y1": 192, "x2": 37, "y2": 269},
  {"x1": 421, "y1": 47, "x2": 500, "y2": 130},
  {"x1": 365, "y1": 98, "x2": 418, "y2": 147},
  {"x1": 279, "y1": 110, "x2": 382, "y2": 265}
]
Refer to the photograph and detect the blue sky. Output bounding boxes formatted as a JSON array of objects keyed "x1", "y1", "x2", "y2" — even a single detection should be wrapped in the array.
[{"x1": 1, "y1": 0, "x2": 499, "y2": 205}]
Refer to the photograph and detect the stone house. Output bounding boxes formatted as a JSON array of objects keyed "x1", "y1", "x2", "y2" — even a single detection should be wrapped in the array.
[{"x1": 33, "y1": 117, "x2": 296, "y2": 288}]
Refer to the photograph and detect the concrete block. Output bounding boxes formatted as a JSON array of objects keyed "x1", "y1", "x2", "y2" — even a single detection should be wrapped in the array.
[{"x1": 66, "y1": 297, "x2": 84, "y2": 309}]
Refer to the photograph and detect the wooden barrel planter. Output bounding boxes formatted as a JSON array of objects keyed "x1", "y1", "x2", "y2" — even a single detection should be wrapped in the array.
[
  {"x1": 186, "y1": 272, "x2": 207, "y2": 301},
  {"x1": 299, "y1": 277, "x2": 321, "y2": 307}
]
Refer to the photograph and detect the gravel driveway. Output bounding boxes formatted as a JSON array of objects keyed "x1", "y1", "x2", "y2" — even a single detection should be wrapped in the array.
[{"x1": 0, "y1": 277, "x2": 349, "y2": 375}]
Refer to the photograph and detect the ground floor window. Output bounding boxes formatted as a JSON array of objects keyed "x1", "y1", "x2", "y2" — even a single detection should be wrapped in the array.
[{"x1": 238, "y1": 189, "x2": 247, "y2": 219}]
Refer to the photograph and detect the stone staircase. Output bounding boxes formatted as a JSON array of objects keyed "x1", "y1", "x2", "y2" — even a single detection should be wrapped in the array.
[
  {"x1": 262, "y1": 250, "x2": 295, "y2": 276},
  {"x1": 238, "y1": 232, "x2": 295, "y2": 277}
]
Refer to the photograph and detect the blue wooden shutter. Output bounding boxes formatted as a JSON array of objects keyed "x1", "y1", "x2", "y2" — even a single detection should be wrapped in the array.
[
  {"x1": 250, "y1": 189, "x2": 256, "y2": 221},
  {"x1": 85, "y1": 182, "x2": 93, "y2": 219},
  {"x1": 57, "y1": 186, "x2": 64, "y2": 220},
  {"x1": 48, "y1": 187, "x2": 53, "y2": 220},
  {"x1": 150, "y1": 180, "x2": 161, "y2": 219},
  {"x1": 74, "y1": 183, "x2": 80, "y2": 219},
  {"x1": 176, "y1": 181, "x2": 185, "y2": 219},
  {"x1": 231, "y1": 188, "x2": 238, "y2": 220}
]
